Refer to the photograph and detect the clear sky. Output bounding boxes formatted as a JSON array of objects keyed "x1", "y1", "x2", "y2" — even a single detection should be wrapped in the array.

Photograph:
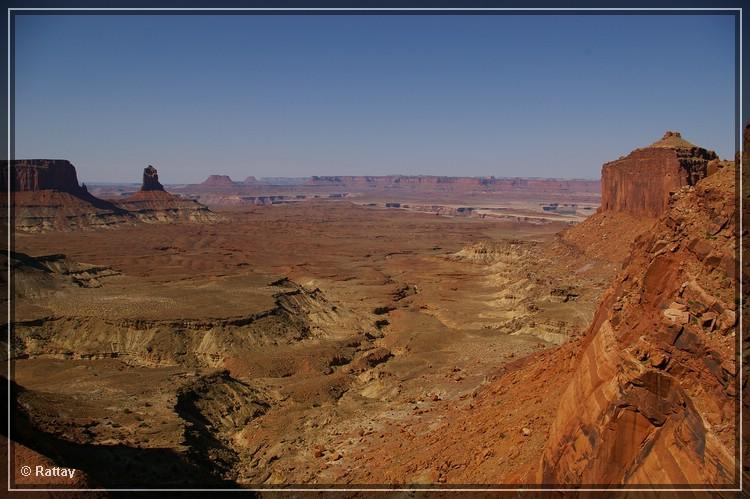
[{"x1": 14, "y1": 14, "x2": 736, "y2": 183}]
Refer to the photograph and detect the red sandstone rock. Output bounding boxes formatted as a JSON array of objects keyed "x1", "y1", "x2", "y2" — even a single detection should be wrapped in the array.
[
  {"x1": 3, "y1": 159, "x2": 139, "y2": 232},
  {"x1": 5, "y1": 161, "x2": 220, "y2": 231},
  {"x1": 540, "y1": 163, "x2": 737, "y2": 485},
  {"x1": 4, "y1": 159, "x2": 84, "y2": 193},
  {"x1": 600, "y1": 132, "x2": 718, "y2": 218},
  {"x1": 120, "y1": 166, "x2": 219, "y2": 224}
]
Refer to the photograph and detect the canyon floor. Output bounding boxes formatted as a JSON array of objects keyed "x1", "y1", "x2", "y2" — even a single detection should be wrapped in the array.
[{"x1": 8, "y1": 198, "x2": 619, "y2": 488}]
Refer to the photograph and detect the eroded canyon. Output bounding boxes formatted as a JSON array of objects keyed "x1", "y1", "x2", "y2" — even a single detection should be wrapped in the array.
[{"x1": 4, "y1": 130, "x2": 741, "y2": 490}]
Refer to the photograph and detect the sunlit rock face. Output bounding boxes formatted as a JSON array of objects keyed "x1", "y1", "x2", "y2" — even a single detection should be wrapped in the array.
[
  {"x1": 541, "y1": 160, "x2": 737, "y2": 486},
  {"x1": 600, "y1": 131, "x2": 717, "y2": 218}
]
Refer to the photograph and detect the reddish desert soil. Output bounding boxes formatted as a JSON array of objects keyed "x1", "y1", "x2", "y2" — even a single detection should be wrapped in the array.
[
  {"x1": 8, "y1": 199, "x2": 615, "y2": 488},
  {"x1": 5, "y1": 131, "x2": 738, "y2": 493}
]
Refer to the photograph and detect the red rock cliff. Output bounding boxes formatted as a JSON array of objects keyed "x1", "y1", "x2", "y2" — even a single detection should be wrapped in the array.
[
  {"x1": 600, "y1": 132, "x2": 717, "y2": 218},
  {"x1": 5, "y1": 159, "x2": 83, "y2": 193},
  {"x1": 540, "y1": 163, "x2": 737, "y2": 485}
]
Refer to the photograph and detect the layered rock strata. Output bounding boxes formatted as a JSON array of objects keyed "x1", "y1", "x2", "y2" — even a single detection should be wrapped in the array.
[
  {"x1": 560, "y1": 132, "x2": 722, "y2": 263},
  {"x1": 3, "y1": 159, "x2": 135, "y2": 232},
  {"x1": 541, "y1": 163, "x2": 737, "y2": 485},
  {"x1": 600, "y1": 131, "x2": 718, "y2": 218},
  {"x1": 117, "y1": 166, "x2": 220, "y2": 224}
]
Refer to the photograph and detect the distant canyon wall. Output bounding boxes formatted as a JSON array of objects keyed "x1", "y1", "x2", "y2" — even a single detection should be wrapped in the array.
[{"x1": 306, "y1": 175, "x2": 600, "y2": 193}]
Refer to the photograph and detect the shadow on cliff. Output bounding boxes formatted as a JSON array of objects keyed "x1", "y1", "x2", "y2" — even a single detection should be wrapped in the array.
[{"x1": 75, "y1": 189, "x2": 133, "y2": 215}]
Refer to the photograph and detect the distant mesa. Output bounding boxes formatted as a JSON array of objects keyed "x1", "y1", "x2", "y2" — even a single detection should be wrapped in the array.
[
  {"x1": 305, "y1": 175, "x2": 600, "y2": 194},
  {"x1": 11, "y1": 159, "x2": 85, "y2": 194},
  {"x1": 201, "y1": 175, "x2": 236, "y2": 187},
  {"x1": 141, "y1": 165, "x2": 165, "y2": 191},
  {"x1": 559, "y1": 130, "x2": 728, "y2": 263},
  {"x1": 3, "y1": 159, "x2": 133, "y2": 232},
  {"x1": 600, "y1": 130, "x2": 718, "y2": 218},
  {"x1": 120, "y1": 165, "x2": 220, "y2": 224},
  {"x1": 243, "y1": 176, "x2": 258, "y2": 184},
  {"x1": 4, "y1": 160, "x2": 219, "y2": 232}
]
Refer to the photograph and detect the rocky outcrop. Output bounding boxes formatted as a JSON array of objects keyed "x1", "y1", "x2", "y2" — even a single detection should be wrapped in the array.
[
  {"x1": 600, "y1": 131, "x2": 718, "y2": 218},
  {"x1": 175, "y1": 371, "x2": 269, "y2": 478},
  {"x1": 8, "y1": 251, "x2": 120, "y2": 300},
  {"x1": 558, "y1": 211, "x2": 657, "y2": 264},
  {"x1": 560, "y1": 132, "x2": 722, "y2": 263},
  {"x1": 11, "y1": 278, "x2": 354, "y2": 367},
  {"x1": 119, "y1": 166, "x2": 220, "y2": 224},
  {"x1": 10, "y1": 190, "x2": 137, "y2": 233},
  {"x1": 5, "y1": 161, "x2": 221, "y2": 231},
  {"x1": 3, "y1": 159, "x2": 137, "y2": 232},
  {"x1": 5, "y1": 159, "x2": 83, "y2": 193},
  {"x1": 201, "y1": 175, "x2": 235, "y2": 187},
  {"x1": 540, "y1": 163, "x2": 737, "y2": 485},
  {"x1": 118, "y1": 190, "x2": 219, "y2": 224},
  {"x1": 141, "y1": 165, "x2": 164, "y2": 191}
]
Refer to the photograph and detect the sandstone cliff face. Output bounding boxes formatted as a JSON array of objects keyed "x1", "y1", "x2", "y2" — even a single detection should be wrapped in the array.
[
  {"x1": 540, "y1": 164, "x2": 737, "y2": 485},
  {"x1": 4, "y1": 159, "x2": 87, "y2": 193},
  {"x1": 600, "y1": 132, "x2": 717, "y2": 218},
  {"x1": 3, "y1": 160, "x2": 138, "y2": 232},
  {"x1": 561, "y1": 132, "x2": 720, "y2": 264}
]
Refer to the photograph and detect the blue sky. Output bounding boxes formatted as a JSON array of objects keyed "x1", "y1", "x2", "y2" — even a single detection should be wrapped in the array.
[{"x1": 14, "y1": 14, "x2": 736, "y2": 183}]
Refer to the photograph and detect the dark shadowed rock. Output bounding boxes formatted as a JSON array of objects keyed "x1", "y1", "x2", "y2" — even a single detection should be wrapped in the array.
[
  {"x1": 141, "y1": 165, "x2": 165, "y2": 191},
  {"x1": 5, "y1": 159, "x2": 83, "y2": 193}
]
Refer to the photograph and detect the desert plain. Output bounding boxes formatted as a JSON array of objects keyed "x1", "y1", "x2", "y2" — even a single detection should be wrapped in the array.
[{"x1": 4, "y1": 129, "x2": 743, "y2": 489}]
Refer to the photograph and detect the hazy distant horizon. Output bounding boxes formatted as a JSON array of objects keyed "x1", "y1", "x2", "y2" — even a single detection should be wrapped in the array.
[
  {"x1": 78, "y1": 171, "x2": 603, "y2": 186},
  {"x1": 14, "y1": 14, "x2": 736, "y2": 183}
]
